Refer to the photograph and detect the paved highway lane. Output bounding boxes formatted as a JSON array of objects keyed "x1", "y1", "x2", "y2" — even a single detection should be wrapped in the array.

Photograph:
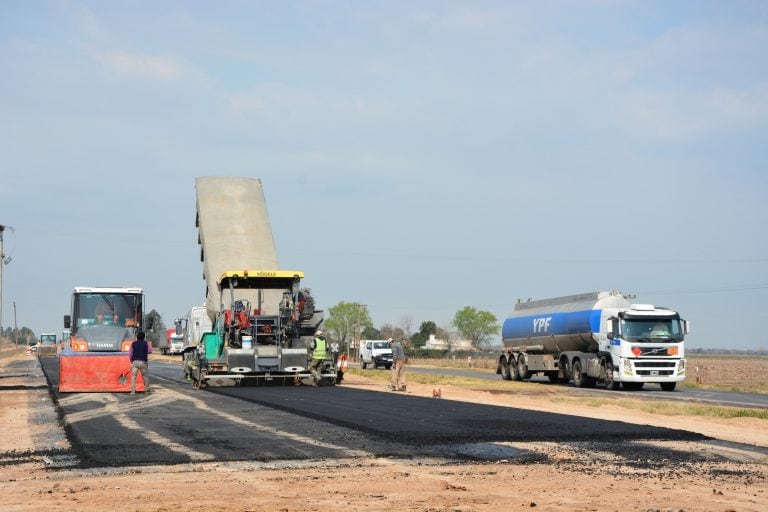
[
  {"x1": 393, "y1": 365, "x2": 768, "y2": 409},
  {"x1": 40, "y1": 358, "x2": 398, "y2": 467},
  {"x1": 39, "y1": 358, "x2": 711, "y2": 468}
]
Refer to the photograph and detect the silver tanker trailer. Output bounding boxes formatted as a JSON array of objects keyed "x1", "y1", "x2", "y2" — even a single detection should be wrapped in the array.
[{"x1": 497, "y1": 290, "x2": 689, "y2": 391}]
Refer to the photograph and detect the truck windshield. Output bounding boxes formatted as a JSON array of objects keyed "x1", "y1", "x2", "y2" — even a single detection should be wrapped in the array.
[
  {"x1": 40, "y1": 334, "x2": 57, "y2": 345},
  {"x1": 373, "y1": 342, "x2": 389, "y2": 349},
  {"x1": 75, "y1": 293, "x2": 139, "y2": 327},
  {"x1": 621, "y1": 318, "x2": 683, "y2": 342}
]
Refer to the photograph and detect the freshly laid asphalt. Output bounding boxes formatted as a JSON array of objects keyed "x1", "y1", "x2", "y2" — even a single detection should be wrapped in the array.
[{"x1": 34, "y1": 357, "x2": 713, "y2": 468}]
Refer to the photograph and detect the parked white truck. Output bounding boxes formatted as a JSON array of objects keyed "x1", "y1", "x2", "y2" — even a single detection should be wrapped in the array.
[
  {"x1": 498, "y1": 291, "x2": 688, "y2": 391},
  {"x1": 185, "y1": 304, "x2": 212, "y2": 351},
  {"x1": 360, "y1": 340, "x2": 393, "y2": 369}
]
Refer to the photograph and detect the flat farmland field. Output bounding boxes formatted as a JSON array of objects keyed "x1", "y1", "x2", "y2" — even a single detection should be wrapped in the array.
[
  {"x1": 412, "y1": 354, "x2": 768, "y2": 394},
  {"x1": 685, "y1": 355, "x2": 768, "y2": 393}
]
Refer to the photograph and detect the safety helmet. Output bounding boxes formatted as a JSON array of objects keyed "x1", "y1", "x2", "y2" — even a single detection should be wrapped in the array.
[{"x1": 315, "y1": 330, "x2": 323, "y2": 336}]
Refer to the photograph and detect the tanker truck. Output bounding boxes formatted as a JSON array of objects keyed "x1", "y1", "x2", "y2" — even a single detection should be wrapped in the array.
[{"x1": 497, "y1": 291, "x2": 688, "y2": 391}]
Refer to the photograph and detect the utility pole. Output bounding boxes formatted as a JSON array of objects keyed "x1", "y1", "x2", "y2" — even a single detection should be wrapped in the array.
[
  {"x1": 354, "y1": 303, "x2": 367, "y2": 362},
  {"x1": 13, "y1": 301, "x2": 17, "y2": 347},
  {"x1": 0, "y1": 224, "x2": 5, "y2": 341},
  {"x1": 0, "y1": 224, "x2": 15, "y2": 344}
]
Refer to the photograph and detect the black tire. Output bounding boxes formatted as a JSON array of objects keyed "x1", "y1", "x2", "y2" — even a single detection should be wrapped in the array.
[
  {"x1": 517, "y1": 354, "x2": 531, "y2": 380},
  {"x1": 511, "y1": 355, "x2": 522, "y2": 381},
  {"x1": 559, "y1": 357, "x2": 571, "y2": 383},
  {"x1": 604, "y1": 358, "x2": 620, "y2": 390},
  {"x1": 499, "y1": 358, "x2": 512, "y2": 381},
  {"x1": 572, "y1": 359, "x2": 588, "y2": 388},
  {"x1": 660, "y1": 382, "x2": 677, "y2": 392},
  {"x1": 547, "y1": 372, "x2": 559, "y2": 383}
]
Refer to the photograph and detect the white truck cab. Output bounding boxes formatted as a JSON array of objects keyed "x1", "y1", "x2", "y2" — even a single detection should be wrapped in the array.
[
  {"x1": 360, "y1": 340, "x2": 393, "y2": 369},
  {"x1": 168, "y1": 333, "x2": 185, "y2": 355}
]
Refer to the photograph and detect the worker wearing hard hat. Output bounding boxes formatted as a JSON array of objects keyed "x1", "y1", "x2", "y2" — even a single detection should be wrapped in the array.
[{"x1": 308, "y1": 330, "x2": 327, "y2": 386}]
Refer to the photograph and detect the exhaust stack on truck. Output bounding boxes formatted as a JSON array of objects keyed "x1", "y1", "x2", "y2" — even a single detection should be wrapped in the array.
[{"x1": 498, "y1": 290, "x2": 688, "y2": 391}]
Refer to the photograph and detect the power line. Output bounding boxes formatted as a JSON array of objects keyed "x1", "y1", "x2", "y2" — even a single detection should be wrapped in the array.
[
  {"x1": 642, "y1": 284, "x2": 768, "y2": 296},
  {"x1": 287, "y1": 248, "x2": 768, "y2": 265}
]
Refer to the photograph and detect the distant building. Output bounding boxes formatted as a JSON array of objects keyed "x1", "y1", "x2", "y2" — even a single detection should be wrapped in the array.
[{"x1": 424, "y1": 334, "x2": 473, "y2": 351}]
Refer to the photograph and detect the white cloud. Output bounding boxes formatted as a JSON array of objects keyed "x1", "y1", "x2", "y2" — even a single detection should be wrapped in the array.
[
  {"x1": 612, "y1": 82, "x2": 768, "y2": 143},
  {"x1": 90, "y1": 50, "x2": 184, "y2": 81},
  {"x1": 71, "y1": 3, "x2": 106, "y2": 39}
]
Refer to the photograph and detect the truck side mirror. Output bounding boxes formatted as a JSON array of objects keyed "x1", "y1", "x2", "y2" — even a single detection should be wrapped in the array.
[
  {"x1": 607, "y1": 332, "x2": 614, "y2": 340},
  {"x1": 64, "y1": 315, "x2": 71, "y2": 329},
  {"x1": 683, "y1": 320, "x2": 690, "y2": 335}
]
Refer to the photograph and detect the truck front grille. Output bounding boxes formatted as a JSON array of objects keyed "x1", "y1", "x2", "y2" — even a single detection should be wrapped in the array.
[{"x1": 634, "y1": 361, "x2": 677, "y2": 368}]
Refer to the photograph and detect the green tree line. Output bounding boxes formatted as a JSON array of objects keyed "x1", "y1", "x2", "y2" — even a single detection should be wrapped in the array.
[
  {"x1": 1, "y1": 326, "x2": 40, "y2": 345},
  {"x1": 322, "y1": 302, "x2": 500, "y2": 352}
]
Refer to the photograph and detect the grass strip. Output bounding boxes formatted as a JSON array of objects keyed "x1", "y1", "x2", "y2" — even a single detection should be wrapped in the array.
[
  {"x1": 549, "y1": 396, "x2": 768, "y2": 420},
  {"x1": 345, "y1": 368, "x2": 768, "y2": 420}
]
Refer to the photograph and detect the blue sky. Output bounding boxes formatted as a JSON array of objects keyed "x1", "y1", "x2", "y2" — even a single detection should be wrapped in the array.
[{"x1": 1, "y1": 1, "x2": 766, "y2": 349}]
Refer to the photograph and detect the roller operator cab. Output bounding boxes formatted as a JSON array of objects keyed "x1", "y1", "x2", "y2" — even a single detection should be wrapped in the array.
[
  {"x1": 37, "y1": 333, "x2": 58, "y2": 357},
  {"x1": 59, "y1": 287, "x2": 146, "y2": 392},
  {"x1": 498, "y1": 291, "x2": 688, "y2": 391}
]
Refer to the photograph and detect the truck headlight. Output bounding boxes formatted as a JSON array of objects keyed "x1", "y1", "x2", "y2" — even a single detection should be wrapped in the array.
[{"x1": 623, "y1": 359, "x2": 632, "y2": 376}]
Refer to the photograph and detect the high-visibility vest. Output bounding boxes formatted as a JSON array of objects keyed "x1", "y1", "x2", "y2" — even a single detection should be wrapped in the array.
[{"x1": 312, "y1": 336, "x2": 327, "y2": 359}]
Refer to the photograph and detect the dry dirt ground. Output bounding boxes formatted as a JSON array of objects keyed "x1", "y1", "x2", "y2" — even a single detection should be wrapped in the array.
[{"x1": 2, "y1": 344, "x2": 767, "y2": 512}]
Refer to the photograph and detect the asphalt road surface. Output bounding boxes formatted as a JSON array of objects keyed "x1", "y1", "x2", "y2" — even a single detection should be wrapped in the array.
[{"x1": 38, "y1": 357, "x2": 715, "y2": 468}]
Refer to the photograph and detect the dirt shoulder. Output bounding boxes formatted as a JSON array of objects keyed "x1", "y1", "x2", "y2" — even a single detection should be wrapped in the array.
[{"x1": 2, "y1": 345, "x2": 767, "y2": 512}]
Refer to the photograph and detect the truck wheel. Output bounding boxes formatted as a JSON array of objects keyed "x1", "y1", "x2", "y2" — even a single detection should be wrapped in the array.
[
  {"x1": 517, "y1": 354, "x2": 531, "y2": 380},
  {"x1": 559, "y1": 356, "x2": 571, "y2": 383},
  {"x1": 660, "y1": 382, "x2": 676, "y2": 392},
  {"x1": 572, "y1": 360, "x2": 587, "y2": 388},
  {"x1": 499, "y1": 359, "x2": 512, "y2": 381},
  {"x1": 604, "y1": 359, "x2": 620, "y2": 390},
  {"x1": 511, "y1": 356, "x2": 522, "y2": 381}
]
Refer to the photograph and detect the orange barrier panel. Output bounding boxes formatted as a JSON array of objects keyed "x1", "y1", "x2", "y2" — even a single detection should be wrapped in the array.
[{"x1": 59, "y1": 353, "x2": 146, "y2": 393}]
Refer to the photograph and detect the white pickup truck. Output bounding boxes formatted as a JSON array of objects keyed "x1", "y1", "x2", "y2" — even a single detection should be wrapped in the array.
[{"x1": 360, "y1": 340, "x2": 393, "y2": 369}]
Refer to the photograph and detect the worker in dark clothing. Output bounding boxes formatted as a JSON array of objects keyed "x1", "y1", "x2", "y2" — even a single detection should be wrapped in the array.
[{"x1": 129, "y1": 331, "x2": 152, "y2": 395}]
